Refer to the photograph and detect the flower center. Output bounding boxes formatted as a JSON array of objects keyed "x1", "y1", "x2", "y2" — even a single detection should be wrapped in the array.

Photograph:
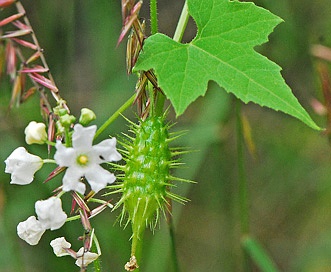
[{"x1": 77, "y1": 154, "x2": 89, "y2": 166}]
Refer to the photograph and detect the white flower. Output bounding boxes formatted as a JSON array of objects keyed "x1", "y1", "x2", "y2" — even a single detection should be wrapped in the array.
[
  {"x1": 54, "y1": 124, "x2": 122, "y2": 194},
  {"x1": 35, "y1": 197, "x2": 67, "y2": 230},
  {"x1": 17, "y1": 216, "x2": 46, "y2": 245},
  {"x1": 75, "y1": 247, "x2": 99, "y2": 268},
  {"x1": 4, "y1": 147, "x2": 43, "y2": 185},
  {"x1": 24, "y1": 121, "x2": 47, "y2": 145},
  {"x1": 50, "y1": 237, "x2": 71, "y2": 257}
]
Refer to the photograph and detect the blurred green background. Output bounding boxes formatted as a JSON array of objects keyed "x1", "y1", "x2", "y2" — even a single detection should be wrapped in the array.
[{"x1": 1, "y1": 0, "x2": 331, "y2": 271}]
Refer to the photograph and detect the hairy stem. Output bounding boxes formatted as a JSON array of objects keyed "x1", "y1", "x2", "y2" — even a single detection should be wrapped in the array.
[
  {"x1": 236, "y1": 100, "x2": 252, "y2": 272},
  {"x1": 150, "y1": 0, "x2": 158, "y2": 35}
]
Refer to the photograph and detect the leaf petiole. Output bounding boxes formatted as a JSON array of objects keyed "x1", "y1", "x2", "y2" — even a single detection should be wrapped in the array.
[{"x1": 173, "y1": 1, "x2": 189, "y2": 43}]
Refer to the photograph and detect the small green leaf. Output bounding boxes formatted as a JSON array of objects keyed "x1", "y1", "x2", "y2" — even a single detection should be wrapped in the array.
[{"x1": 134, "y1": 0, "x2": 320, "y2": 130}]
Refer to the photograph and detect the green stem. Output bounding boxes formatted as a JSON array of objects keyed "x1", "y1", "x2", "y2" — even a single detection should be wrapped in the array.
[
  {"x1": 66, "y1": 215, "x2": 81, "y2": 222},
  {"x1": 131, "y1": 231, "x2": 143, "y2": 272},
  {"x1": 64, "y1": 127, "x2": 72, "y2": 147},
  {"x1": 89, "y1": 198, "x2": 114, "y2": 209},
  {"x1": 169, "y1": 218, "x2": 181, "y2": 272},
  {"x1": 150, "y1": 0, "x2": 158, "y2": 35},
  {"x1": 94, "y1": 94, "x2": 135, "y2": 140},
  {"x1": 45, "y1": 140, "x2": 56, "y2": 146},
  {"x1": 42, "y1": 159, "x2": 57, "y2": 164},
  {"x1": 173, "y1": 1, "x2": 189, "y2": 43},
  {"x1": 154, "y1": 91, "x2": 166, "y2": 117},
  {"x1": 236, "y1": 101, "x2": 249, "y2": 235},
  {"x1": 236, "y1": 100, "x2": 251, "y2": 271},
  {"x1": 242, "y1": 236, "x2": 279, "y2": 272}
]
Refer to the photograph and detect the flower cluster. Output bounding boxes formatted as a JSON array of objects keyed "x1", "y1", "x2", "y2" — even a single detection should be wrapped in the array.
[
  {"x1": 5, "y1": 120, "x2": 121, "y2": 194},
  {"x1": 50, "y1": 237, "x2": 100, "y2": 268},
  {"x1": 17, "y1": 197, "x2": 67, "y2": 245},
  {"x1": 4, "y1": 109, "x2": 122, "y2": 269}
]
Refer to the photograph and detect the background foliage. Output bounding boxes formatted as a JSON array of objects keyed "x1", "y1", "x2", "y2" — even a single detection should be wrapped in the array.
[{"x1": 1, "y1": 0, "x2": 331, "y2": 271}]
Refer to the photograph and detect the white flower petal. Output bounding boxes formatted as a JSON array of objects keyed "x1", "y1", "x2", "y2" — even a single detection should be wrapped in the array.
[
  {"x1": 62, "y1": 167, "x2": 86, "y2": 194},
  {"x1": 75, "y1": 247, "x2": 99, "y2": 268},
  {"x1": 50, "y1": 237, "x2": 71, "y2": 257},
  {"x1": 24, "y1": 121, "x2": 47, "y2": 145},
  {"x1": 4, "y1": 147, "x2": 43, "y2": 185},
  {"x1": 72, "y1": 124, "x2": 96, "y2": 150},
  {"x1": 54, "y1": 142, "x2": 76, "y2": 167},
  {"x1": 85, "y1": 165, "x2": 116, "y2": 193},
  {"x1": 17, "y1": 216, "x2": 46, "y2": 245},
  {"x1": 10, "y1": 174, "x2": 32, "y2": 185},
  {"x1": 35, "y1": 197, "x2": 67, "y2": 230},
  {"x1": 93, "y1": 138, "x2": 122, "y2": 163},
  {"x1": 54, "y1": 124, "x2": 121, "y2": 194}
]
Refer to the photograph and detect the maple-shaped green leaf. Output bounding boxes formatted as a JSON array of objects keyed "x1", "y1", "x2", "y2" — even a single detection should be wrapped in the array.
[{"x1": 134, "y1": 0, "x2": 320, "y2": 130}]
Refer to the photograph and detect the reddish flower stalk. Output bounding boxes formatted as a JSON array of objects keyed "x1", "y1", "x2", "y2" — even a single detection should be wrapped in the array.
[
  {"x1": 11, "y1": 37, "x2": 38, "y2": 50},
  {"x1": 14, "y1": 1, "x2": 66, "y2": 106},
  {"x1": 26, "y1": 51, "x2": 41, "y2": 64},
  {"x1": 72, "y1": 192, "x2": 91, "y2": 215},
  {"x1": 44, "y1": 166, "x2": 66, "y2": 183},
  {"x1": 1, "y1": 28, "x2": 31, "y2": 38},
  {"x1": 20, "y1": 65, "x2": 49, "y2": 73},
  {"x1": 20, "y1": 86, "x2": 36, "y2": 103},
  {"x1": 28, "y1": 72, "x2": 58, "y2": 92},
  {"x1": 120, "y1": 0, "x2": 165, "y2": 121},
  {"x1": 119, "y1": 0, "x2": 164, "y2": 118},
  {"x1": 5, "y1": 41, "x2": 16, "y2": 80},
  {"x1": 0, "y1": 1, "x2": 69, "y2": 114},
  {"x1": 0, "y1": 0, "x2": 15, "y2": 8},
  {"x1": 0, "y1": 13, "x2": 24, "y2": 27}
]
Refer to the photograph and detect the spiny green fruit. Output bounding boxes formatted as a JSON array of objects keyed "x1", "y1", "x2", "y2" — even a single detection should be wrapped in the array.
[{"x1": 110, "y1": 114, "x2": 188, "y2": 270}]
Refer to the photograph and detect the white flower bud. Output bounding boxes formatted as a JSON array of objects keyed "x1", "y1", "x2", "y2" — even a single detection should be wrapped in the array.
[
  {"x1": 24, "y1": 121, "x2": 47, "y2": 145},
  {"x1": 4, "y1": 147, "x2": 43, "y2": 185},
  {"x1": 50, "y1": 237, "x2": 71, "y2": 257},
  {"x1": 75, "y1": 247, "x2": 99, "y2": 268},
  {"x1": 35, "y1": 197, "x2": 67, "y2": 230},
  {"x1": 17, "y1": 216, "x2": 46, "y2": 245}
]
